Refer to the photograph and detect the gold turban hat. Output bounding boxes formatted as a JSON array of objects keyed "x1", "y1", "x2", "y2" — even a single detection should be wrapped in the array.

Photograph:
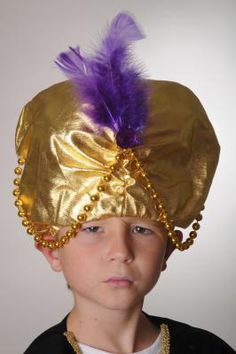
[{"x1": 13, "y1": 13, "x2": 220, "y2": 251}]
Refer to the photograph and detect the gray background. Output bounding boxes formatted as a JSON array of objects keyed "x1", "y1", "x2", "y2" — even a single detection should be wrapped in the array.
[{"x1": 1, "y1": 0, "x2": 236, "y2": 352}]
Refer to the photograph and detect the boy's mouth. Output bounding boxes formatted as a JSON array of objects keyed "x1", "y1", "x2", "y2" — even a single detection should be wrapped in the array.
[{"x1": 104, "y1": 276, "x2": 133, "y2": 287}]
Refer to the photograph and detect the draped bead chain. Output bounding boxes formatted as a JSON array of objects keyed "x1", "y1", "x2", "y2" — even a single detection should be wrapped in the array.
[{"x1": 13, "y1": 149, "x2": 203, "y2": 251}]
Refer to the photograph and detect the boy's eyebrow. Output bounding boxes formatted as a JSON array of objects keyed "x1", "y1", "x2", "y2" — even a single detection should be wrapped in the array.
[
  {"x1": 122, "y1": 219, "x2": 163, "y2": 230},
  {"x1": 136, "y1": 221, "x2": 162, "y2": 230}
]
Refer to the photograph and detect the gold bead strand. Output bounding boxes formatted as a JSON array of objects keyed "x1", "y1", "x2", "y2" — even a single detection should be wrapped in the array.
[
  {"x1": 12, "y1": 157, "x2": 78, "y2": 250},
  {"x1": 127, "y1": 151, "x2": 180, "y2": 250},
  {"x1": 172, "y1": 210, "x2": 204, "y2": 251},
  {"x1": 13, "y1": 158, "x2": 34, "y2": 233},
  {"x1": 96, "y1": 149, "x2": 122, "y2": 194},
  {"x1": 128, "y1": 152, "x2": 181, "y2": 249},
  {"x1": 13, "y1": 159, "x2": 42, "y2": 243},
  {"x1": 125, "y1": 149, "x2": 205, "y2": 252},
  {"x1": 13, "y1": 158, "x2": 32, "y2": 228}
]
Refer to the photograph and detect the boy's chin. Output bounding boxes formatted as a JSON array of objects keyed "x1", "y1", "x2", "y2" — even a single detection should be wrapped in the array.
[
  {"x1": 96, "y1": 298, "x2": 144, "y2": 312},
  {"x1": 72, "y1": 288, "x2": 145, "y2": 312}
]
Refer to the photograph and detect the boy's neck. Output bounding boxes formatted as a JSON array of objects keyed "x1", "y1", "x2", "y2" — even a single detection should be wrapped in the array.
[{"x1": 67, "y1": 299, "x2": 159, "y2": 353}]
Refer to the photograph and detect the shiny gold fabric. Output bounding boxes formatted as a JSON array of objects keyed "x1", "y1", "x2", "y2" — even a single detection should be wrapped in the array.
[{"x1": 15, "y1": 80, "x2": 220, "y2": 232}]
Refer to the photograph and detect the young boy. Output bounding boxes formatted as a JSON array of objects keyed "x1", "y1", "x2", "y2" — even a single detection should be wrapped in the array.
[{"x1": 14, "y1": 12, "x2": 234, "y2": 353}]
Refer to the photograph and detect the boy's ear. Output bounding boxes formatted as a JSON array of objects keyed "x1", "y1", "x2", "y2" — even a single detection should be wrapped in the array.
[
  {"x1": 162, "y1": 230, "x2": 183, "y2": 271},
  {"x1": 35, "y1": 237, "x2": 62, "y2": 272}
]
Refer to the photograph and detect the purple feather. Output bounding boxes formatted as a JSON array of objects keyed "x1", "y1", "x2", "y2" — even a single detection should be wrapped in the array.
[{"x1": 55, "y1": 12, "x2": 149, "y2": 148}]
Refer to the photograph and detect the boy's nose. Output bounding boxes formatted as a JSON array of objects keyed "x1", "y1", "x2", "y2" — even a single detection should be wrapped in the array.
[{"x1": 104, "y1": 226, "x2": 134, "y2": 263}]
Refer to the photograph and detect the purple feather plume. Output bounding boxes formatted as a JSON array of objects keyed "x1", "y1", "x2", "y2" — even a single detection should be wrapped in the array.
[{"x1": 55, "y1": 12, "x2": 149, "y2": 148}]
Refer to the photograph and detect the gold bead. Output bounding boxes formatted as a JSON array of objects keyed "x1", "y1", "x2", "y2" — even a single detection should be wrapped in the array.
[
  {"x1": 152, "y1": 193, "x2": 158, "y2": 199},
  {"x1": 164, "y1": 222, "x2": 172, "y2": 231},
  {"x1": 84, "y1": 205, "x2": 92, "y2": 212},
  {"x1": 66, "y1": 230, "x2": 73, "y2": 238},
  {"x1": 141, "y1": 172, "x2": 146, "y2": 178},
  {"x1": 170, "y1": 236, "x2": 176, "y2": 244},
  {"x1": 115, "y1": 154, "x2": 121, "y2": 161},
  {"x1": 146, "y1": 183, "x2": 152, "y2": 189},
  {"x1": 175, "y1": 242, "x2": 180, "y2": 249},
  {"x1": 61, "y1": 237, "x2": 66, "y2": 244},
  {"x1": 13, "y1": 189, "x2": 20, "y2": 197},
  {"x1": 192, "y1": 222, "x2": 200, "y2": 230},
  {"x1": 178, "y1": 244, "x2": 185, "y2": 251},
  {"x1": 17, "y1": 206, "x2": 24, "y2": 213},
  {"x1": 157, "y1": 203, "x2": 163, "y2": 210},
  {"x1": 71, "y1": 223, "x2": 80, "y2": 230},
  {"x1": 189, "y1": 231, "x2": 197, "y2": 239},
  {"x1": 77, "y1": 214, "x2": 87, "y2": 222},
  {"x1": 14, "y1": 178, "x2": 20, "y2": 186},
  {"x1": 18, "y1": 158, "x2": 25, "y2": 165},
  {"x1": 173, "y1": 238, "x2": 179, "y2": 245},
  {"x1": 104, "y1": 175, "x2": 111, "y2": 182},
  {"x1": 34, "y1": 235, "x2": 42, "y2": 242},
  {"x1": 97, "y1": 185, "x2": 105, "y2": 192},
  {"x1": 90, "y1": 194, "x2": 99, "y2": 202},
  {"x1": 41, "y1": 240, "x2": 48, "y2": 248},
  {"x1": 48, "y1": 242, "x2": 55, "y2": 250},
  {"x1": 110, "y1": 165, "x2": 115, "y2": 172},
  {"x1": 161, "y1": 213, "x2": 167, "y2": 221},
  {"x1": 136, "y1": 162, "x2": 141, "y2": 168},
  {"x1": 18, "y1": 211, "x2": 25, "y2": 217},
  {"x1": 22, "y1": 219, "x2": 30, "y2": 227},
  {"x1": 167, "y1": 231, "x2": 173, "y2": 237},
  {"x1": 14, "y1": 167, "x2": 22, "y2": 175},
  {"x1": 187, "y1": 238, "x2": 194, "y2": 245},
  {"x1": 61, "y1": 236, "x2": 69, "y2": 244},
  {"x1": 196, "y1": 214, "x2": 203, "y2": 221},
  {"x1": 55, "y1": 241, "x2": 60, "y2": 248},
  {"x1": 27, "y1": 227, "x2": 34, "y2": 235},
  {"x1": 15, "y1": 199, "x2": 23, "y2": 207}
]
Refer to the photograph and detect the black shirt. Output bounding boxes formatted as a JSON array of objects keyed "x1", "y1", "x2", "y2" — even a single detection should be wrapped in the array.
[{"x1": 24, "y1": 313, "x2": 235, "y2": 354}]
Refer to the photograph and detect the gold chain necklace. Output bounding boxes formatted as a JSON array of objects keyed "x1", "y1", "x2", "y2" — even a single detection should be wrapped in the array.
[{"x1": 64, "y1": 323, "x2": 170, "y2": 354}]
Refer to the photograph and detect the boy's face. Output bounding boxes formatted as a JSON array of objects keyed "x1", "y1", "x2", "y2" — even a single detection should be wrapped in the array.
[{"x1": 42, "y1": 217, "x2": 174, "y2": 311}]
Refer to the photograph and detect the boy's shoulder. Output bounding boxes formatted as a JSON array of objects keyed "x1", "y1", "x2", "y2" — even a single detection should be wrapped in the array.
[
  {"x1": 24, "y1": 313, "x2": 235, "y2": 354},
  {"x1": 24, "y1": 315, "x2": 73, "y2": 354},
  {"x1": 148, "y1": 314, "x2": 234, "y2": 353}
]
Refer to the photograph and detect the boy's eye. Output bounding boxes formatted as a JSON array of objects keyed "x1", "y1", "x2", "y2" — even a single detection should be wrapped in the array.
[
  {"x1": 82, "y1": 226, "x2": 102, "y2": 233},
  {"x1": 132, "y1": 226, "x2": 153, "y2": 235}
]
